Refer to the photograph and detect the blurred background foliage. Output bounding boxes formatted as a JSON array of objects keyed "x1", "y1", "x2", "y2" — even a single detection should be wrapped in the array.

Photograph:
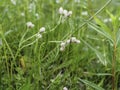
[{"x1": 0, "y1": 0, "x2": 120, "y2": 90}]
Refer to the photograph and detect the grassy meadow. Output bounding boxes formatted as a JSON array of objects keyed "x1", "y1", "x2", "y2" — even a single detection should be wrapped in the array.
[{"x1": 1, "y1": 0, "x2": 120, "y2": 90}]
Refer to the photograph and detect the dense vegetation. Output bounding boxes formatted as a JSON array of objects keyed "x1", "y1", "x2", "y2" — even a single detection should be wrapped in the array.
[{"x1": 0, "y1": 0, "x2": 120, "y2": 90}]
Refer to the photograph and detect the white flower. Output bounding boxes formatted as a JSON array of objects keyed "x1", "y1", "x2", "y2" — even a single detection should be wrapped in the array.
[
  {"x1": 60, "y1": 47, "x2": 65, "y2": 51},
  {"x1": 56, "y1": 0, "x2": 60, "y2": 3},
  {"x1": 39, "y1": 27, "x2": 45, "y2": 33},
  {"x1": 81, "y1": 11, "x2": 88, "y2": 16},
  {"x1": 26, "y1": 22, "x2": 35, "y2": 28},
  {"x1": 63, "y1": 87, "x2": 68, "y2": 90},
  {"x1": 63, "y1": 9, "x2": 68, "y2": 17},
  {"x1": 35, "y1": 13, "x2": 40, "y2": 19},
  {"x1": 60, "y1": 42, "x2": 66, "y2": 47},
  {"x1": 75, "y1": 39, "x2": 80, "y2": 44},
  {"x1": 36, "y1": 33, "x2": 42, "y2": 38},
  {"x1": 75, "y1": 0, "x2": 80, "y2": 3},
  {"x1": 103, "y1": 18, "x2": 112, "y2": 23},
  {"x1": 119, "y1": 17, "x2": 120, "y2": 21},
  {"x1": 59, "y1": 7, "x2": 64, "y2": 14},
  {"x1": 11, "y1": 0, "x2": 16, "y2": 5},
  {"x1": 67, "y1": 11, "x2": 72, "y2": 16},
  {"x1": 21, "y1": 12, "x2": 25, "y2": 16},
  {"x1": 71, "y1": 37, "x2": 77, "y2": 43},
  {"x1": 59, "y1": 7, "x2": 72, "y2": 17},
  {"x1": 66, "y1": 39, "x2": 71, "y2": 44},
  {"x1": 70, "y1": 37, "x2": 80, "y2": 44},
  {"x1": 28, "y1": 3, "x2": 35, "y2": 12}
]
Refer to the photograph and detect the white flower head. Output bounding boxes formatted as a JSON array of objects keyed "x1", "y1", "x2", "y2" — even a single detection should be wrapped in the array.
[
  {"x1": 103, "y1": 18, "x2": 112, "y2": 23},
  {"x1": 35, "y1": 13, "x2": 40, "y2": 19},
  {"x1": 28, "y1": 3, "x2": 35, "y2": 12},
  {"x1": 21, "y1": 12, "x2": 25, "y2": 16},
  {"x1": 67, "y1": 11, "x2": 72, "y2": 17},
  {"x1": 119, "y1": 17, "x2": 120, "y2": 21},
  {"x1": 26, "y1": 22, "x2": 35, "y2": 28},
  {"x1": 103, "y1": 18, "x2": 109, "y2": 23},
  {"x1": 36, "y1": 33, "x2": 42, "y2": 38},
  {"x1": 60, "y1": 46, "x2": 65, "y2": 51},
  {"x1": 63, "y1": 87, "x2": 68, "y2": 90},
  {"x1": 63, "y1": 9, "x2": 68, "y2": 17},
  {"x1": 71, "y1": 37, "x2": 77, "y2": 43},
  {"x1": 11, "y1": 0, "x2": 16, "y2": 5},
  {"x1": 39, "y1": 27, "x2": 45, "y2": 33},
  {"x1": 59, "y1": 7, "x2": 64, "y2": 14},
  {"x1": 56, "y1": 0, "x2": 60, "y2": 3},
  {"x1": 75, "y1": 0, "x2": 80, "y2": 3},
  {"x1": 81, "y1": 11, "x2": 88, "y2": 16},
  {"x1": 60, "y1": 42, "x2": 66, "y2": 47},
  {"x1": 75, "y1": 39, "x2": 80, "y2": 44},
  {"x1": 66, "y1": 39, "x2": 71, "y2": 44}
]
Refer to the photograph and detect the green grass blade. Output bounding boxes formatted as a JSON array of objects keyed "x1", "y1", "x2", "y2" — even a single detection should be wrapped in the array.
[{"x1": 79, "y1": 78, "x2": 105, "y2": 90}]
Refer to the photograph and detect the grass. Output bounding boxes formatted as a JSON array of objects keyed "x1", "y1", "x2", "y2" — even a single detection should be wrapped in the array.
[{"x1": 1, "y1": 0, "x2": 120, "y2": 90}]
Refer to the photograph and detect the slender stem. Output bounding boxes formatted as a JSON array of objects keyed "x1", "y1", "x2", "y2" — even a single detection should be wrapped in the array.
[
  {"x1": 2, "y1": 35, "x2": 15, "y2": 59},
  {"x1": 88, "y1": 0, "x2": 112, "y2": 21},
  {"x1": 20, "y1": 39, "x2": 38, "y2": 50},
  {"x1": 112, "y1": 41, "x2": 116, "y2": 90},
  {"x1": 44, "y1": 15, "x2": 62, "y2": 33},
  {"x1": 19, "y1": 28, "x2": 29, "y2": 47},
  {"x1": 20, "y1": 33, "x2": 37, "y2": 46}
]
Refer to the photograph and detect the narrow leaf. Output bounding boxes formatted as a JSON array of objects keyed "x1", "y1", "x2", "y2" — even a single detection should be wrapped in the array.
[{"x1": 79, "y1": 78, "x2": 105, "y2": 90}]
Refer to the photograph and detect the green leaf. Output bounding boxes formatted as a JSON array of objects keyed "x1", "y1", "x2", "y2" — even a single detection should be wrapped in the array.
[
  {"x1": 79, "y1": 78, "x2": 105, "y2": 90},
  {"x1": 81, "y1": 38, "x2": 107, "y2": 66},
  {"x1": 94, "y1": 17, "x2": 113, "y2": 38},
  {"x1": 89, "y1": 22, "x2": 113, "y2": 43}
]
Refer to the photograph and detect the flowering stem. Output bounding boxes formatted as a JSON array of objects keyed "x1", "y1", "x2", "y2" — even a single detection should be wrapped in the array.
[
  {"x1": 112, "y1": 28, "x2": 117, "y2": 90},
  {"x1": 19, "y1": 28, "x2": 29, "y2": 47},
  {"x1": 20, "y1": 39, "x2": 38, "y2": 50},
  {"x1": 20, "y1": 33, "x2": 37, "y2": 46},
  {"x1": 45, "y1": 15, "x2": 62, "y2": 33},
  {"x1": 112, "y1": 41, "x2": 116, "y2": 90}
]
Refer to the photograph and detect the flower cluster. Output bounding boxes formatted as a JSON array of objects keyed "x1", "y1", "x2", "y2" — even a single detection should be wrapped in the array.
[
  {"x1": 59, "y1": 7, "x2": 72, "y2": 17},
  {"x1": 36, "y1": 27, "x2": 45, "y2": 39},
  {"x1": 60, "y1": 37, "x2": 80, "y2": 51},
  {"x1": 26, "y1": 22, "x2": 35, "y2": 28}
]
